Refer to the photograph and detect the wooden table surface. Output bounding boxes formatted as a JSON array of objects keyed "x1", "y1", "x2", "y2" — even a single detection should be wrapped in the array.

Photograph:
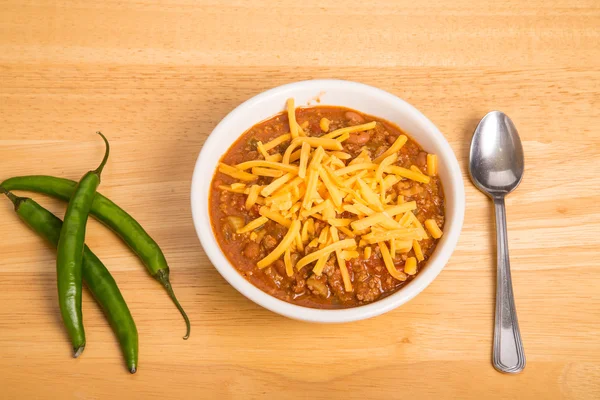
[{"x1": 1, "y1": 1, "x2": 599, "y2": 399}]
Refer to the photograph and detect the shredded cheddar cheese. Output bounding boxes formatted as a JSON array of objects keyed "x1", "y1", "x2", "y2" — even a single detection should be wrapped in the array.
[
  {"x1": 263, "y1": 133, "x2": 291, "y2": 151},
  {"x1": 237, "y1": 216, "x2": 268, "y2": 234},
  {"x1": 296, "y1": 239, "x2": 357, "y2": 270},
  {"x1": 251, "y1": 167, "x2": 283, "y2": 178},
  {"x1": 322, "y1": 121, "x2": 377, "y2": 139},
  {"x1": 284, "y1": 248, "x2": 294, "y2": 277},
  {"x1": 219, "y1": 163, "x2": 257, "y2": 181},
  {"x1": 404, "y1": 257, "x2": 417, "y2": 275},
  {"x1": 259, "y1": 206, "x2": 292, "y2": 228},
  {"x1": 427, "y1": 154, "x2": 438, "y2": 176},
  {"x1": 425, "y1": 219, "x2": 443, "y2": 239},
  {"x1": 257, "y1": 220, "x2": 301, "y2": 268},
  {"x1": 287, "y1": 98, "x2": 299, "y2": 139},
  {"x1": 235, "y1": 160, "x2": 299, "y2": 175},
  {"x1": 337, "y1": 226, "x2": 355, "y2": 238},
  {"x1": 312, "y1": 255, "x2": 329, "y2": 275},
  {"x1": 261, "y1": 172, "x2": 294, "y2": 197},
  {"x1": 373, "y1": 135, "x2": 407, "y2": 163},
  {"x1": 216, "y1": 98, "x2": 443, "y2": 290},
  {"x1": 245, "y1": 185, "x2": 261, "y2": 210},
  {"x1": 378, "y1": 242, "x2": 407, "y2": 281}
]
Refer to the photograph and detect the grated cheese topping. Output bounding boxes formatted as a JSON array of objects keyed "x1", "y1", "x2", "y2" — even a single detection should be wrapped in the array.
[{"x1": 217, "y1": 99, "x2": 443, "y2": 292}]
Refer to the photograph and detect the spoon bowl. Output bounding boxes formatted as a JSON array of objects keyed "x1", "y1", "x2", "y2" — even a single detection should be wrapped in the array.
[{"x1": 469, "y1": 111, "x2": 524, "y2": 197}]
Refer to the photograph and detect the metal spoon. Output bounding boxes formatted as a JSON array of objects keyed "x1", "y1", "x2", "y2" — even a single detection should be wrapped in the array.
[{"x1": 469, "y1": 111, "x2": 526, "y2": 374}]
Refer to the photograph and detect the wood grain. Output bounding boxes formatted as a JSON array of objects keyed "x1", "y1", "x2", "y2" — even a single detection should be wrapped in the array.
[{"x1": 1, "y1": 1, "x2": 599, "y2": 399}]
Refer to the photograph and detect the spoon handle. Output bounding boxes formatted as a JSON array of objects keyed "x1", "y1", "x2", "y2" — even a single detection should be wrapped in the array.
[{"x1": 492, "y1": 197, "x2": 526, "y2": 373}]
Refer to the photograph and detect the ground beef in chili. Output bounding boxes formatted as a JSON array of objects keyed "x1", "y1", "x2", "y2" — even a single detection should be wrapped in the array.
[{"x1": 209, "y1": 106, "x2": 444, "y2": 309}]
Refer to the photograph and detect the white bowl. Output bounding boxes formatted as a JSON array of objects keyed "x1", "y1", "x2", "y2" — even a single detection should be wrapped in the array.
[{"x1": 191, "y1": 79, "x2": 465, "y2": 323}]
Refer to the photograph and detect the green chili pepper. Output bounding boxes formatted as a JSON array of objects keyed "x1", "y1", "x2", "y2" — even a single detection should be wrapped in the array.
[
  {"x1": 0, "y1": 188, "x2": 138, "y2": 373},
  {"x1": 1, "y1": 178, "x2": 190, "y2": 340},
  {"x1": 56, "y1": 132, "x2": 110, "y2": 357}
]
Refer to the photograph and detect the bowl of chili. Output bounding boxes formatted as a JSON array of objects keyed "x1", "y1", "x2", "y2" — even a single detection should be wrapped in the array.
[{"x1": 191, "y1": 79, "x2": 465, "y2": 322}]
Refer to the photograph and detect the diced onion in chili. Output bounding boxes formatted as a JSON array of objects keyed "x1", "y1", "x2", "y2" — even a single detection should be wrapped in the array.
[{"x1": 226, "y1": 216, "x2": 245, "y2": 232}]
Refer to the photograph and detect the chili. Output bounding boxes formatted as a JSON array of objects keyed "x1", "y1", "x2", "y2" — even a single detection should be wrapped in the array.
[{"x1": 210, "y1": 106, "x2": 445, "y2": 309}]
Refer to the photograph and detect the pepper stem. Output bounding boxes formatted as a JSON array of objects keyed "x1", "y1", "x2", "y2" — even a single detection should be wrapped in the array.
[
  {"x1": 0, "y1": 186, "x2": 23, "y2": 210},
  {"x1": 94, "y1": 131, "x2": 110, "y2": 176},
  {"x1": 156, "y1": 269, "x2": 190, "y2": 339}
]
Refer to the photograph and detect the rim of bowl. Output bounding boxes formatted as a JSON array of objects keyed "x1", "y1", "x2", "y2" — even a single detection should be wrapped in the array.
[{"x1": 191, "y1": 79, "x2": 465, "y2": 323}]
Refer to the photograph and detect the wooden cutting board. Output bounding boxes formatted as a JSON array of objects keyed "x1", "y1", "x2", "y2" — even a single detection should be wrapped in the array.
[{"x1": 1, "y1": 1, "x2": 599, "y2": 399}]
